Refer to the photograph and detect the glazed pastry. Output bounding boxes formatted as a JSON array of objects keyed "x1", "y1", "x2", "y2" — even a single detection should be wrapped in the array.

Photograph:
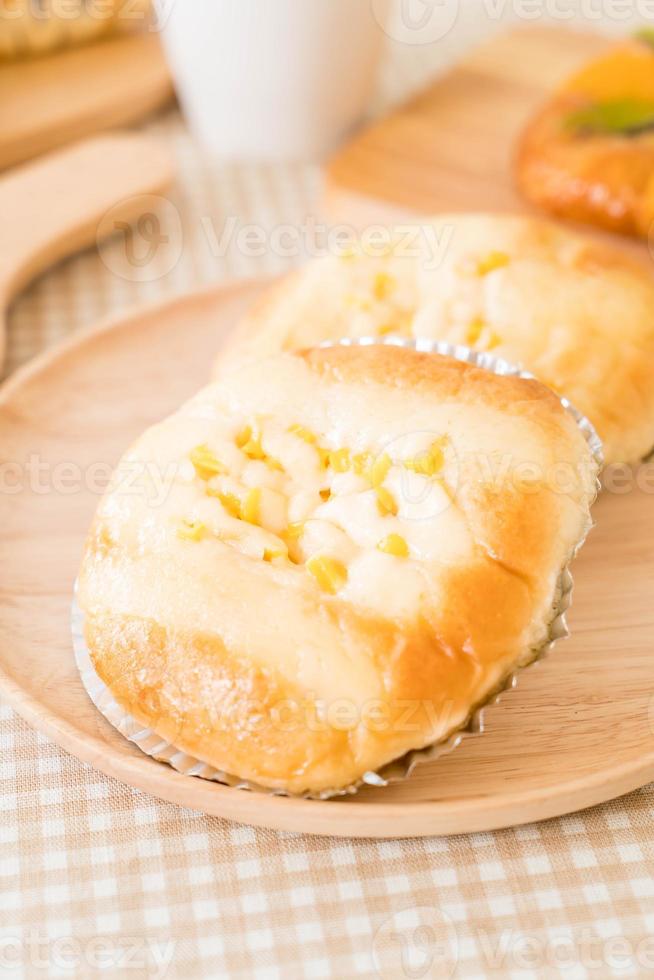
[
  {"x1": 78, "y1": 345, "x2": 598, "y2": 795},
  {"x1": 215, "y1": 213, "x2": 654, "y2": 465},
  {"x1": 516, "y1": 34, "x2": 654, "y2": 238}
]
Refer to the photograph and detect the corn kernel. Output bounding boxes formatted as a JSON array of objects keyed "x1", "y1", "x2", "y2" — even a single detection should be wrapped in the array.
[
  {"x1": 466, "y1": 317, "x2": 485, "y2": 346},
  {"x1": 238, "y1": 424, "x2": 284, "y2": 471},
  {"x1": 486, "y1": 331, "x2": 501, "y2": 351},
  {"x1": 404, "y1": 441, "x2": 445, "y2": 477},
  {"x1": 285, "y1": 521, "x2": 305, "y2": 539},
  {"x1": 242, "y1": 436, "x2": 265, "y2": 460},
  {"x1": 177, "y1": 519, "x2": 207, "y2": 542},
  {"x1": 235, "y1": 424, "x2": 252, "y2": 448},
  {"x1": 316, "y1": 447, "x2": 330, "y2": 469},
  {"x1": 319, "y1": 488, "x2": 331, "y2": 502},
  {"x1": 377, "y1": 534, "x2": 409, "y2": 558},
  {"x1": 288, "y1": 423, "x2": 317, "y2": 445},
  {"x1": 476, "y1": 251, "x2": 509, "y2": 276},
  {"x1": 241, "y1": 488, "x2": 261, "y2": 525},
  {"x1": 328, "y1": 448, "x2": 350, "y2": 473},
  {"x1": 207, "y1": 487, "x2": 241, "y2": 519},
  {"x1": 376, "y1": 486, "x2": 398, "y2": 516},
  {"x1": 369, "y1": 452, "x2": 392, "y2": 488},
  {"x1": 373, "y1": 271, "x2": 396, "y2": 300},
  {"x1": 263, "y1": 546, "x2": 287, "y2": 562},
  {"x1": 190, "y1": 444, "x2": 226, "y2": 480},
  {"x1": 306, "y1": 555, "x2": 348, "y2": 594}
]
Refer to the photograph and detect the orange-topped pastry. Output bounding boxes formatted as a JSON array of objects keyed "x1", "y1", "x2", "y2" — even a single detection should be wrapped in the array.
[{"x1": 516, "y1": 33, "x2": 654, "y2": 238}]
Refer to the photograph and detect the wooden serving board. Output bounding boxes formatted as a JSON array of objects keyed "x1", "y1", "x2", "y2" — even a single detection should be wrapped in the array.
[
  {"x1": 0, "y1": 281, "x2": 653, "y2": 839},
  {"x1": 326, "y1": 26, "x2": 615, "y2": 229},
  {"x1": 0, "y1": 32, "x2": 174, "y2": 171}
]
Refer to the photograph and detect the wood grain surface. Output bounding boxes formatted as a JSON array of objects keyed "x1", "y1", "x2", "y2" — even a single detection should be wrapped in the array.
[
  {"x1": 0, "y1": 280, "x2": 652, "y2": 838},
  {"x1": 0, "y1": 33, "x2": 174, "y2": 171},
  {"x1": 325, "y1": 26, "x2": 616, "y2": 229}
]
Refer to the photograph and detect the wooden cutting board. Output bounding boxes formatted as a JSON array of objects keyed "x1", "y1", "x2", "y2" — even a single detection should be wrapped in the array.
[
  {"x1": 325, "y1": 26, "x2": 615, "y2": 228},
  {"x1": 0, "y1": 32, "x2": 174, "y2": 171}
]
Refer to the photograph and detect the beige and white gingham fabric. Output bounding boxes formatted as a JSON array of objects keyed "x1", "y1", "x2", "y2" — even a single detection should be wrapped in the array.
[{"x1": 2, "y1": 9, "x2": 653, "y2": 979}]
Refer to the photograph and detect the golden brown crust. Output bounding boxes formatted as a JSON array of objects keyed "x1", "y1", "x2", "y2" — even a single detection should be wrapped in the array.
[
  {"x1": 84, "y1": 553, "x2": 536, "y2": 794},
  {"x1": 85, "y1": 610, "x2": 356, "y2": 790},
  {"x1": 79, "y1": 346, "x2": 597, "y2": 794},
  {"x1": 300, "y1": 344, "x2": 564, "y2": 417}
]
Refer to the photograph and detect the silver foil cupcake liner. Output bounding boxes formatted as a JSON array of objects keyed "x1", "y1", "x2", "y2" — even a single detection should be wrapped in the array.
[{"x1": 72, "y1": 338, "x2": 603, "y2": 800}]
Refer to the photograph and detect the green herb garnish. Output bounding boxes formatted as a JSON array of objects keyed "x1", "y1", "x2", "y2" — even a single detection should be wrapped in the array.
[
  {"x1": 566, "y1": 98, "x2": 654, "y2": 136},
  {"x1": 634, "y1": 27, "x2": 654, "y2": 50}
]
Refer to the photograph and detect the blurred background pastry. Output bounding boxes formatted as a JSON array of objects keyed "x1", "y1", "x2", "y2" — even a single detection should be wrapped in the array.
[
  {"x1": 215, "y1": 214, "x2": 654, "y2": 466},
  {"x1": 0, "y1": 0, "x2": 151, "y2": 60},
  {"x1": 516, "y1": 33, "x2": 654, "y2": 238}
]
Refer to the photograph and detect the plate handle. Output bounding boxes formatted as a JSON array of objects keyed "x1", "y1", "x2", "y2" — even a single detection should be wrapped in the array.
[{"x1": 0, "y1": 133, "x2": 174, "y2": 365}]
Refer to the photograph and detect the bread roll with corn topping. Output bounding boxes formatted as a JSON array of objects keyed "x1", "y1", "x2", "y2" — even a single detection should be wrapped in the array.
[
  {"x1": 79, "y1": 345, "x2": 597, "y2": 795},
  {"x1": 215, "y1": 213, "x2": 654, "y2": 465}
]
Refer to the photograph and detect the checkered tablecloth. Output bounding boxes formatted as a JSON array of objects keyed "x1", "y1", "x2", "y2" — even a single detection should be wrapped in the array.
[{"x1": 2, "y1": 9, "x2": 653, "y2": 979}]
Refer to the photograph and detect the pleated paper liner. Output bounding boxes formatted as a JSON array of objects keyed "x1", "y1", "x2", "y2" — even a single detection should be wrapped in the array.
[{"x1": 72, "y1": 339, "x2": 603, "y2": 800}]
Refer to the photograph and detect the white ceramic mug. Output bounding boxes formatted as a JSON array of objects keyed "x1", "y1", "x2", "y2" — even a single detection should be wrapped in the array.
[{"x1": 158, "y1": 0, "x2": 389, "y2": 160}]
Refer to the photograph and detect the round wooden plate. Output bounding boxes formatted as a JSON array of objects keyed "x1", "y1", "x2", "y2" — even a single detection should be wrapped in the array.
[{"x1": 1, "y1": 280, "x2": 653, "y2": 838}]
